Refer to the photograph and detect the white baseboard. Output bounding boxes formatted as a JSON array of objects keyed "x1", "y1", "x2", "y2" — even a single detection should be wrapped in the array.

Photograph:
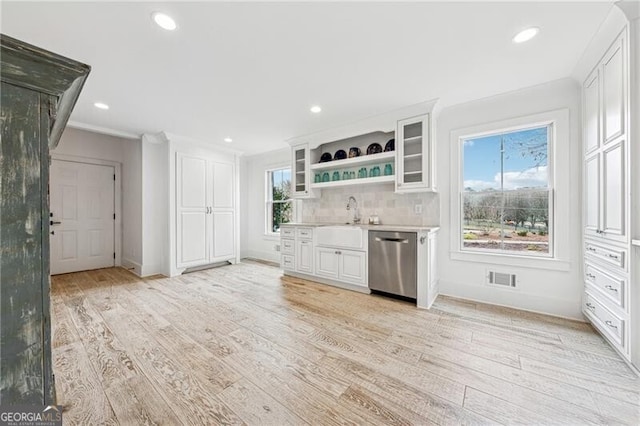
[
  {"x1": 121, "y1": 258, "x2": 142, "y2": 276},
  {"x1": 438, "y1": 279, "x2": 585, "y2": 321},
  {"x1": 243, "y1": 249, "x2": 281, "y2": 264},
  {"x1": 140, "y1": 263, "x2": 165, "y2": 278}
]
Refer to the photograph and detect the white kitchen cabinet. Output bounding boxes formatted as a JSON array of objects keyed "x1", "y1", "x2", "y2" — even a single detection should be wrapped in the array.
[
  {"x1": 176, "y1": 153, "x2": 236, "y2": 269},
  {"x1": 583, "y1": 70, "x2": 600, "y2": 155},
  {"x1": 315, "y1": 247, "x2": 340, "y2": 279},
  {"x1": 602, "y1": 35, "x2": 625, "y2": 143},
  {"x1": 212, "y1": 211, "x2": 234, "y2": 260},
  {"x1": 583, "y1": 33, "x2": 628, "y2": 246},
  {"x1": 396, "y1": 114, "x2": 435, "y2": 193},
  {"x1": 292, "y1": 144, "x2": 316, "y2": 198},
  {"x1": 213, "y1": 162, "x2": 234, "y2": 209},
  {"x1": 314, "y1": 247, "x2": 366, "y2": 286},
  {"x1": 296, "y1": 240, "x2": 313, "y2": 273},
  {"x1": 582, "y1": 29, "x2": 632, "y2": 364},
  {"x1": 338, "y1": 249, "x2": 367, "y2": 286},
  {"x1": 602, "y1": 140, "x2": 626, "y2": 240}
]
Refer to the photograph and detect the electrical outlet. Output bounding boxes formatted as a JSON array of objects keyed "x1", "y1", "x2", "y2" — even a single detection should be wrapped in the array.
[{"x1": 414, "y1": 204, "x2": 423, "y2": 215}]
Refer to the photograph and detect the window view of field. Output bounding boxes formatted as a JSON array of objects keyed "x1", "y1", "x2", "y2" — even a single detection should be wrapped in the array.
[{"x1": 462, "y1": 126, "x2": 550, "y2": 255}]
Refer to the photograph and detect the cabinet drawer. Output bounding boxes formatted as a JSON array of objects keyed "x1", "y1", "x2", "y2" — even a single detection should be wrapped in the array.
[
  {"x1": 281, "y1": 228, "x2": 295, "y2": 238},
  {"x1": 281, "y1": 255, "x2": 295, "y2": 270},
  {"x1": 281, "y1": 238, "x2": 295, "y2": 255},
  {"x1": 297, "y1": 227, "x2": 313, "y2": 240},
  {"x1": 585, "y1": 242, "x2": 626, "y2": 271},
  {"x1": 585, "y1": 263, "x2": 626, "y2": 309},
  {"x1": 584, "y1": 292, "x2": 625, "y2": 347}
]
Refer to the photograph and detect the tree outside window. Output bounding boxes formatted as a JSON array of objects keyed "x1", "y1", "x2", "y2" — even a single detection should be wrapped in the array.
[
  {"x1": 462, "y1": 125, "x2": 552, "y2": 256},
  {"x1": 266, "y1": 168, "x2": 292, "y2": 234}
]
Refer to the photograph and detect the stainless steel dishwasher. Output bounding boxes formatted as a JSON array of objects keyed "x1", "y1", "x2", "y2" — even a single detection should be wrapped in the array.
[{"x1": 368, "y1": 231, "x2": 417, "y2": 298}]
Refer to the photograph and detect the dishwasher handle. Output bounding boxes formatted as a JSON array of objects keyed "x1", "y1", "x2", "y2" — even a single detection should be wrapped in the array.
[{"x1": 375, "y1": 237, "x2": 409, "y2": 243}]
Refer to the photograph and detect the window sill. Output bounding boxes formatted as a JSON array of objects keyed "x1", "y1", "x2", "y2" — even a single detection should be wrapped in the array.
[{"x1": 450, "y1": 250, "x2": 570, "y2": 272}]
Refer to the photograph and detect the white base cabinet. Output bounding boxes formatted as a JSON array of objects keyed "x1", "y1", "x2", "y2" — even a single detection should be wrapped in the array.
[
  {"x1": 296, "y1": 239, "x2": 313, "y2": 273},
  {"x1": 315, "y1": 247, "x2": 366, "y2": 287},
  {"x1": 280, "y1": 225, "x2": 439, "y2": 305}
]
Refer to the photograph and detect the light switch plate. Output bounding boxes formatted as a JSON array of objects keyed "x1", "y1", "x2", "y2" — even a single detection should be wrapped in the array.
[{"x1": 414, "y1": 204, "x2": 423, "y2": 215}]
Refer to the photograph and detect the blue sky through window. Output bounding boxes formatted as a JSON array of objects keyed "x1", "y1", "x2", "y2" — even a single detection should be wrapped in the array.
[{"x1": 463, "y1": 126, "x2": 548, "y2": 191}]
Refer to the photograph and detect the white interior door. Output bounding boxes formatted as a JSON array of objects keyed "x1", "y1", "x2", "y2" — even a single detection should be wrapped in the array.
[{"x1": 50, "y1": 160, "x2": 115, "y2": 275}]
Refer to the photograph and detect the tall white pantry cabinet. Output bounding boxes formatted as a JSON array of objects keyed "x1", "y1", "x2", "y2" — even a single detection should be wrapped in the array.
[
  {"x1": 176, "y1": 153, "x2": 236, "y2": 269},
  {"x1": 581, "y1": 20, "x2": 639, "y2": 371}
]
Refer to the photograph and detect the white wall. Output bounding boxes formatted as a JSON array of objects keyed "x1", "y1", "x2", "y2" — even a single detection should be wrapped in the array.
[
  {"x1": 53, "y1": 127, "x2": 143, "y2": 272},
  {"x1": 240, "y1": 148, "x2": 290, "y2": 263},
  {"x1": 140, "y1": 133, "x2": 170, "y2": 277},
  {"x1": 54, "y1": 127, "x2": 125, "y2": 163},
  {"x1": 121, "y1": 139, "x2": 142, "y2": 270},
  {"x1": 436, "y1": 78, "x2": 583, "y2": 319}
]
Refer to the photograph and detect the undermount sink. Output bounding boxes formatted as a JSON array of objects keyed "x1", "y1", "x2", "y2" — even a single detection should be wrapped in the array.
[{"x1": 315, "y1": 225, "x2": 364, "y2": 249}]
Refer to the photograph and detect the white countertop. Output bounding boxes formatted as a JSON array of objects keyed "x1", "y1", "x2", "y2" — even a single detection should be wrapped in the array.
[{"x1": 280, "y1": 222, "x2": 439, "y2": 233}]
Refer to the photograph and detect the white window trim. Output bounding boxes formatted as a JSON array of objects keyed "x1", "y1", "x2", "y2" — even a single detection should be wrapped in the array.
[
  {"x1": 265, "y1": 166, "x2": 292, "y2": 237},
  {"x1": 449, "y1": 109, "x2": 571, "y2": 272}
]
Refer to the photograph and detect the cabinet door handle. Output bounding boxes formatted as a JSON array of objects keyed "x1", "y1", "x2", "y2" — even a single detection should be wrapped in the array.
[
  {"x1": 605, "y1": 320, "x2": 618, "y2": 329},
  {"x1": 604, "y1": 285, "x2": 618, "y2": 293},
  {"x1": 585, "y1": 302, "x2": 595, "y2": 311},
  {"x1": 606, "y1": 254, "x2": 619, "y2": 260}
]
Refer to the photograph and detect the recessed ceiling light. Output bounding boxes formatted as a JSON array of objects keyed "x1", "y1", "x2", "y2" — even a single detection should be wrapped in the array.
[
  {"x1": 152, "y1": 12, "x2": 177, "y2": 31},
  {"x1": 513, "y1": 27, "x2": 539, "y2": 44},
  {"x1": 224, "y1": 137, "x2": 233, "y2": 143},
  {"x1": 94, "y1": 102, "x2": 109, "y2": 110},
  {"x1": 310, "y1": 105, "x2": 322, "y2": 113}
]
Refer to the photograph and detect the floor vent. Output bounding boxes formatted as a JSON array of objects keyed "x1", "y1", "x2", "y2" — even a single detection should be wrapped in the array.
[{"x1": 487, "y1": 271, "x2": 517, "y2": 288}]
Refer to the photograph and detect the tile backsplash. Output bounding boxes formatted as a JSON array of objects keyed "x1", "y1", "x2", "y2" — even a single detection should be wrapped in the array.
[{"x1": 301, "y1": 183, "x2": 439, "y2": 226}]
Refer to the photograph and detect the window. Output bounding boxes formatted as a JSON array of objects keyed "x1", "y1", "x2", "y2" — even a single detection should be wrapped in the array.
[
  {"x1": 266, "y1": 168, "x2": 292, "y2": 234},
  {"x1": 461, "y1": 124, "x2": 552, "y2": 256}
]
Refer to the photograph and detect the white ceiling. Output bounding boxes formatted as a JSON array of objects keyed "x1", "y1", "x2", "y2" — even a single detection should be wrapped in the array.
[{"x1": 2, "y1": 2, "x2": 612, "y2": 154}]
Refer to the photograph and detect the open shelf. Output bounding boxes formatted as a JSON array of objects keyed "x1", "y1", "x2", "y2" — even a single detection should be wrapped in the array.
[
  {"x1": 310, "y1": 175, "x2": 395, "y2": 189},
  {"x1": 310, "y1": 151, "x2": 395, "y2": 172},
  {"x1": 403, "y1": 135, "x2": 422, "y2": 143}
]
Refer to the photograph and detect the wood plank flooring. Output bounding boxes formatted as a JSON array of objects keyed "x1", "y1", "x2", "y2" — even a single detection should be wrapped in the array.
[{"x1": 51, "y1": 262, "x2": 640, "y2": 425}]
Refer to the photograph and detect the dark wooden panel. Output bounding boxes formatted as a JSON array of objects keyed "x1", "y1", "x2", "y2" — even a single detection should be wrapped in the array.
[
  {"x1": 0, "y1": 82, "x2": 45, "y2": 404},
  {"x1": 0, "y1": 33, "x2": 90, "y2": 149}
]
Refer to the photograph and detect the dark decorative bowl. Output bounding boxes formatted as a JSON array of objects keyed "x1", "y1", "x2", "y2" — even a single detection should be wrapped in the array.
[
  {"x1": 334, "y1": 149, "x2": 347, "y2": 160},
  {"x1": 366, "y1": 143, "x2": 383, "y2": 155},
  {"x1": 384, "y1": 139, "x2": 395, "y2": 152},
  {"x1": 320, "y1": 152, "x2": 332, "y2": 163},
  {"x1": 348, "y1": 147, "x2": 361, "y2": 158}
]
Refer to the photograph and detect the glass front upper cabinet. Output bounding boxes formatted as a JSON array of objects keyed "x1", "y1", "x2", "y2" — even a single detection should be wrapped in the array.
[{"x1": 396, "y1": 114, "x2": 434, "y2": 192}]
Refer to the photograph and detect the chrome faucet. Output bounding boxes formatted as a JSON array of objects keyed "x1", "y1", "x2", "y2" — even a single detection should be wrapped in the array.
[{"x1": 346, "y1": 196, "x2": 361, "y2": 224}]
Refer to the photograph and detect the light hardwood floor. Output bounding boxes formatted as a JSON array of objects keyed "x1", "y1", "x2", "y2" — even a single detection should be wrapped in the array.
[{"x1": 51, "y1": 261, "x2": 640, "y2": 425}]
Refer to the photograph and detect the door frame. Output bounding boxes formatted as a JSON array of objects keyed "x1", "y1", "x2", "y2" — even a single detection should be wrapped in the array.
[{"x1": 50, "y1": 153, "x2": 122, "y2": 268}]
